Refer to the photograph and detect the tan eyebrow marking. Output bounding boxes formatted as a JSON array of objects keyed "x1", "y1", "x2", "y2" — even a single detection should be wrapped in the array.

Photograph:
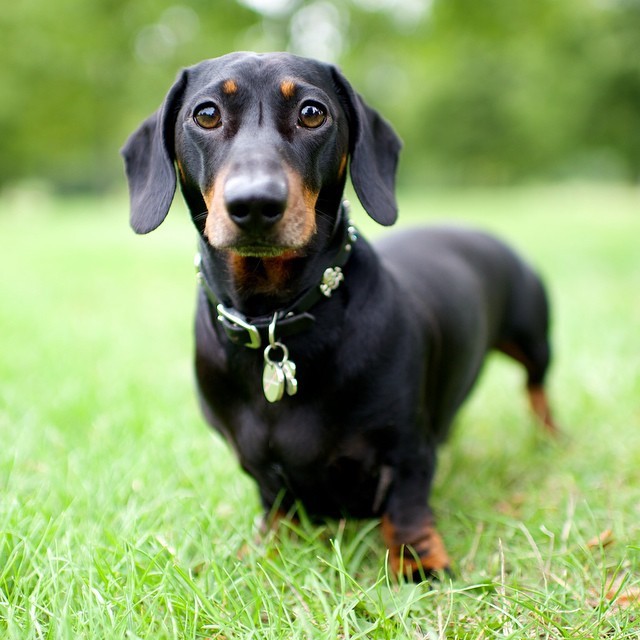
[
  {"x1": 222, "y1": 79, "x2": 238, "y2": 95},
  {"x1": 280, "y1": 79, "x2": 297, "y2": 100}
]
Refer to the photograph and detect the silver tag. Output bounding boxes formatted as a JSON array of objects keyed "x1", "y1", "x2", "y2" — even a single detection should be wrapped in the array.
[
  {"x1": 282, "y1": 360, "x2": 298, "y2": 397},
  {"x1": 262, "y1": 361, "x2": 285, "y2": 403},
  {"x1": 263, "y1": 315, "x2": 298, "y2": 402}
]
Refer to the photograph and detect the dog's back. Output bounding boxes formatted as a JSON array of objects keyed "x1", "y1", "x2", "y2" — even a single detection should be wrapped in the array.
[{"x1": 376, "y1": 226, "x2": 552, "y2": 438}]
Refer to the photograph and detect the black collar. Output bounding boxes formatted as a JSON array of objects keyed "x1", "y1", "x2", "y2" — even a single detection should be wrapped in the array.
[{"x1": 195, "y1": 203, "x2": 358, "y2": 350}]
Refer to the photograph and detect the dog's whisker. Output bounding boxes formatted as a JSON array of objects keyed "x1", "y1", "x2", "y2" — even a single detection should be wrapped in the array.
[{"x1": 191, "y1": 210, "x2": 209, "y2": 229}]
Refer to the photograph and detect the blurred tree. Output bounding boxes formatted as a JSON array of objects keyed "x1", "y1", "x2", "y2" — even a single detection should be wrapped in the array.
[
  {"x1": 0, "y1": 0, "x2": 639, "y2": 191},
  {"x1": 0, "y1": 0, "x2": 260, "y2": 190}
]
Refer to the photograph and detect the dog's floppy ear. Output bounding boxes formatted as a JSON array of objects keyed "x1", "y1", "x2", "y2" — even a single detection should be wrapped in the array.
[
  {"x1": 121, "y1": 70, "x2": 188, "y2": 234},
  {"x1": 330, "y1": 67, "x2": 402, "y2": 226}
]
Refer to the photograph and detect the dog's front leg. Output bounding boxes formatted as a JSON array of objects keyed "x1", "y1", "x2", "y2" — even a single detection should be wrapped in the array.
[{"x1": 381, "y1": 459, "x2": 450, "y2": 581}]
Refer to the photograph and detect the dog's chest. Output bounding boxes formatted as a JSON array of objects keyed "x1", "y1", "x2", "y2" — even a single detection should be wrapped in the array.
[
  {"x1": 231, "y1": 407, "x2": 390, "y2": 516},
  {"x1": 234, "y1": 406, "x2": 366, "y2": 467}
]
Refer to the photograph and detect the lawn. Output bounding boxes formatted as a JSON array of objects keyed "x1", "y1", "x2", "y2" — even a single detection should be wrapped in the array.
[{"x1": 1, "y1": 183, "x2": 639, "y2": 638}]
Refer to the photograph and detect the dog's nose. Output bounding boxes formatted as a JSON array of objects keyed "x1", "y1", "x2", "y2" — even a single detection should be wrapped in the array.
[{"x1": 224, "y1": 171, "x2": 288, "y2": 233}]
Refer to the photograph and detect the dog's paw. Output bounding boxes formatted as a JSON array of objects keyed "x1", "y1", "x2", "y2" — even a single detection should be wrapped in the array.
[
  {"x1": 382, "y1": 514, "x2": 451, "y2": 582},
  {"x1": 258, "y1": 508, "x2": 293, "y2": 536}
]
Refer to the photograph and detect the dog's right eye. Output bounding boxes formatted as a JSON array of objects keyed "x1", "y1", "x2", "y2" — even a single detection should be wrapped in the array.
[{"x1": 193, "y1": 103, "x2": 222, "y2": 129}]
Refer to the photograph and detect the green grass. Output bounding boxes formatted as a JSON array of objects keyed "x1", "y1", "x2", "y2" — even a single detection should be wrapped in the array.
[{"x1": 1, "y1": 183, "x2": 639, "y2": 638}]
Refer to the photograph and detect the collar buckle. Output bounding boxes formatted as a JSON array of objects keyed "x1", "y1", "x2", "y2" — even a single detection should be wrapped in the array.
[{"x1": 216, "y1": 304, "x2": 262, "y2": 349}]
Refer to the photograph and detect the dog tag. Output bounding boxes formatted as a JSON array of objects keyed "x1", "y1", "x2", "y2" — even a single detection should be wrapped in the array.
[
  {"x1": 263, "y1": 318, "x2": 298, "y2": 402},
  {"x1": 282, "y1": 359, "x2": 298, "y2": 397},
  {"x1": 263, "y1": 361, "x2": 285, "y2": 403}
]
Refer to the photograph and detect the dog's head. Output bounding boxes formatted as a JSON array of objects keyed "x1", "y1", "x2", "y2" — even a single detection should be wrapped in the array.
[{"x1": 122, "y1": 52, "x2": 401, "y2": 256}]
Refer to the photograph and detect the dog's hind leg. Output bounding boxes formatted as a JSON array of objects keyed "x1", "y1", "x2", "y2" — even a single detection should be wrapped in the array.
[
  {"x1": 497, "y1": 335, "x2": 558, "y2": 435},
  {"x1": 497, "y1": 299, "x2": 558, "y2": 435}
]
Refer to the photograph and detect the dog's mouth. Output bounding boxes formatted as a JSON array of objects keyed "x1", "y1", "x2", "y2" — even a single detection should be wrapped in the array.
[{"x1": 227, "y1": 243, "x2": 305, "y2": 259}]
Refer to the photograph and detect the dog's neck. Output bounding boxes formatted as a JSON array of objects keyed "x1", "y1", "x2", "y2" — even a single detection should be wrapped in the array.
[{"x1": 195, "y1": 202, "x2": 356, "y2": 346}]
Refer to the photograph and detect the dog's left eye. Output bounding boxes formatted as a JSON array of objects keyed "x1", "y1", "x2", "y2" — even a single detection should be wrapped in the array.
[
  {"x1": 298, "y1": 102, "x2": 327, "y2": 129},
  {"x1": 194, "y1": 103, "x2": 222, "y2": 129}
]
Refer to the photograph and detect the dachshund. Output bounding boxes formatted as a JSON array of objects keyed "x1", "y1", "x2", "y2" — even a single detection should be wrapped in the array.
[{"x1": 122, "y1": 52, "x2": 556, "y2": 580}]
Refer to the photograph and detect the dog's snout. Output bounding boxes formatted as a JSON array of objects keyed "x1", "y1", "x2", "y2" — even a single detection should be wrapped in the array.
[{"x1": 224, "y1": 170, "x2": 288, "y2": 233}]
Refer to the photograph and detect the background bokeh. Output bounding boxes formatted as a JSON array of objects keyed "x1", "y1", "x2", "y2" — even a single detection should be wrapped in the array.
[{"x1": 2, "y1": 0, "x2": 640, "y2": 193}]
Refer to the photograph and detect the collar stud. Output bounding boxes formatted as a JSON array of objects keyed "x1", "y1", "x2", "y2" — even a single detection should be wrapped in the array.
[{"x1": 319, "y1": 266, "x2": 345, "y2": 298}]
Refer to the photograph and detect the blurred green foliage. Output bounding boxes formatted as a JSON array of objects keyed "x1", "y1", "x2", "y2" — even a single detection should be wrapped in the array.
[{"x1": 1, "y1": 0, "x2": 640, "y2": 190}]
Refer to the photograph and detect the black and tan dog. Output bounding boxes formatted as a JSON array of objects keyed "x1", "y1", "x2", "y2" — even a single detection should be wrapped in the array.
[{"x1": 122, "y1": 52, "x2": 556, "y2": 580}]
